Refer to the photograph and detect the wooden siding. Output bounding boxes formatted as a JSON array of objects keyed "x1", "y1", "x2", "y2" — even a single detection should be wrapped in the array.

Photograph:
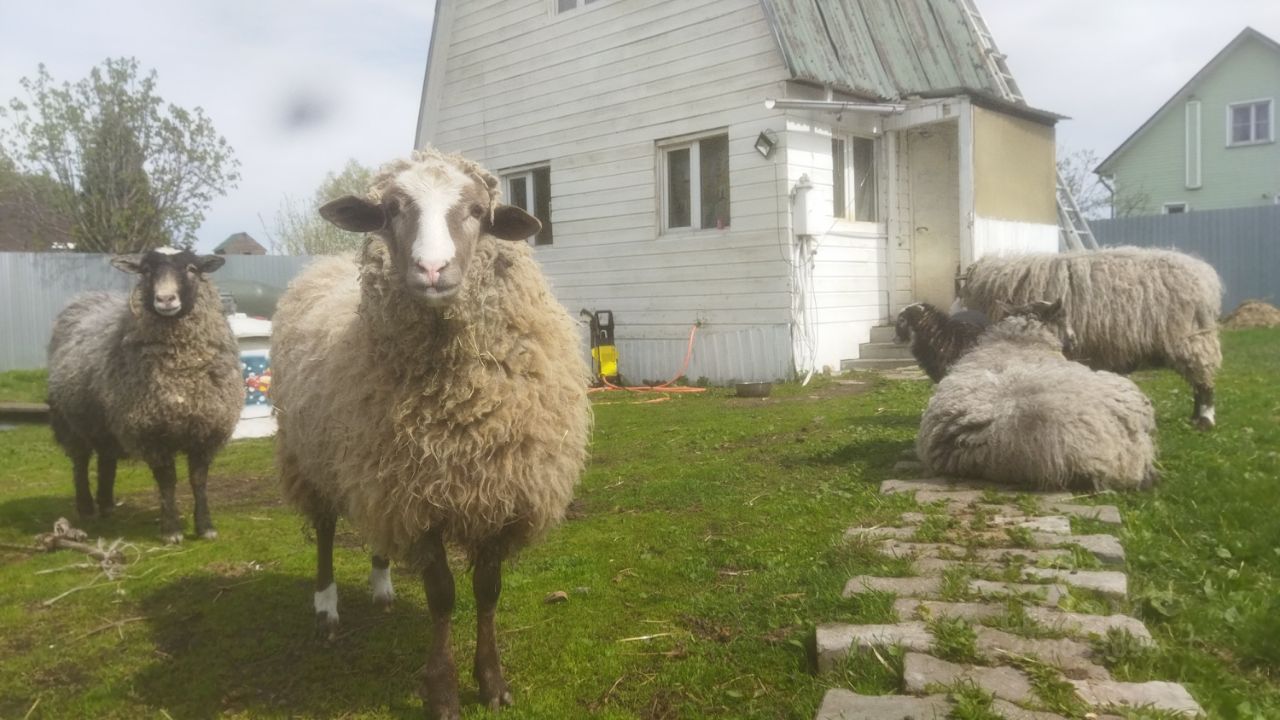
[{"x1": 421, "y1": 0, "x2": 798, "y2": 382}]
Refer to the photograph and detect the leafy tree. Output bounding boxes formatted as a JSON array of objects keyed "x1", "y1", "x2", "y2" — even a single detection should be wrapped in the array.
[
  {"x1": 0, "y1": 57, "x2": 240, "y2": 252},
  {"x1": 270, "y1": 159, "x2": 375, "y2": 255},
  {"x1": 1057, "y1": 146, "x2": 1151, "y2": 220}
]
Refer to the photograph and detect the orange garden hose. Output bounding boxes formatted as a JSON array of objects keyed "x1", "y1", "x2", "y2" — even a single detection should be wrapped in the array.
[{"x1": 587, "y1": 324, "x2": 707, "y2": 396}]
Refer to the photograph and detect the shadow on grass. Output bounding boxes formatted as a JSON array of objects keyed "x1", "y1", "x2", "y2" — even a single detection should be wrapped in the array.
[
  {"x1": 787, "y1": 437, "x2": 916, "y2": 470},
  {"x1": 133, "y1": 571, "x2": 455, "y2": 719},
  {"x1": 0, "y1": 490, "x2": 231, "y2": 544}
]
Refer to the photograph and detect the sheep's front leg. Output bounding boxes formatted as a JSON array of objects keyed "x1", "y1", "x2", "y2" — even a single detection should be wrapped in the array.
[
  {"x1": 370, "y1": 554, "x2": 395, "y2": 610},
  {"x1": 96, "y1": 453, "x2": 117, "y2": 517},
  {"x1": 149, "y1": 456, "x2": 184, "y2": 543},
  {"x1": 314, "y1": 514, "x2": 339, "y2": 639},
  {"x1": 420, "y1": 532, "x2": 460, "y2": 720},
  {"x1": 187, "y1": 452, "x2": 217, "y2": 539},
  {"x1": 1192, "y1": 384, "x2": 1215, "y2": 431},
  {"x1": 71, "y1": 452, "x2": 95, "y2": 519},
  {"x1": 473, "y1": 539, "x2": 513, "y2": 710}
]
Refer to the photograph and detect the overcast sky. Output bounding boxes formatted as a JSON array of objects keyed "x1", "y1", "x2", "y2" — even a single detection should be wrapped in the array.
[{"x1": 1, "y1": 1, "x2": 1277, "y2": 252}]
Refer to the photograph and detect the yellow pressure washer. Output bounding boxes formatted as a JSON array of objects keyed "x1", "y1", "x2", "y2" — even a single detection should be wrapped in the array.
[{"x1": 580, "y1": 309, "x2": 618, "y2": 385}]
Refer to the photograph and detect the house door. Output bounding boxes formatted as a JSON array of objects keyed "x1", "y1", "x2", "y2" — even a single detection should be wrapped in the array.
[{"x1": 906, "y1": 123, "x2": 960, "y2": 309}]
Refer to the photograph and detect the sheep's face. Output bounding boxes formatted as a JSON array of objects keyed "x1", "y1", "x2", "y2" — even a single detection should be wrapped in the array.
[
  {"x1": 894, "y1": 303, "x2": 926, "y2": 343},
  {"x1": 320, "y1": 165, "x2": 540, "y2": 307},
  {"x1": 111, "y1": 248, "x2": 225, "y2": 319}
]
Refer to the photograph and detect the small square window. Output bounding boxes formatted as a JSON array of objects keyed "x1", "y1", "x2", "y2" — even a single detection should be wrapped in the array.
[
  {"x1": 659, "y1": 132, "x2": 730, "y2": 233},
  {"x1": 1227, "y1": 99, "x2": 1273, "y2": 145},
  {"x1": 501, "y1": 164, "x2": 553, "y2": 245},
  {"x1": 832, "y1": 135, "x2": 878, "y2": 222}
]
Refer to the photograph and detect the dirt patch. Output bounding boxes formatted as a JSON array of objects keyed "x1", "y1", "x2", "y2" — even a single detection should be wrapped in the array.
[
  {"x1": 680, "y1": 613, "x2": 737, "y2": 643},
  {"x1": 1223, "y1": 299, "x2": 1280, "y2": 329},
  {"x1": 206, "y1": 473, "x2": 282, "y2": 509}
]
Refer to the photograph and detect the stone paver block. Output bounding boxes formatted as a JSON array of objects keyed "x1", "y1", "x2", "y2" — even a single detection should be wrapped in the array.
[
  {"x1": 989, "y1": 700, "x2": 1071, "y2": 720},
  {"x1": 974, "y1": 627, "x2": 1111, "y2": 681},
  {"x1": 993, "y1": 514, "x2": 1073, "y2": 534},
  {"x1": 894, "y1": 599, "x2": 1004, "y2": 622},
  {"x1": 815, "y1": 622, "x2": 932, "y2": 672},
  {"x1": 878, "y1": 540, "x2": 966, "y2": 560},
  {"x1": 880, "y1": 477, "x2": 986, "y2": 494},
  {"x1": 893, "y1": 460, "x2": 925, "y2": 474},
  {"x1": 1025, "y1": 608, "x2": 1152, "y2": 643},
  {"x1": 842, "y1": 575, "x2": 942, "y2": 599},
  {"x1": 913, "y1": 557, "x2": 999, "y2": 575},
  {"x1": 1033, "y1": 533, "x2": 1125, "y2": 566},
  {"x1": 973, "y1": 546, "x2": 1074, "y2": 564},
  {"x1": 1048, "y1": 502, "x2": 1123, "y2": 525},
  {"x1": 916, "y1": 489, "x2": 987, "y2": 505},
  {"x1": 902, "y1": 652, "x2": 1035, "y2": 704},
  {"x1": 900, "y1": 511, "x2": 927, "y2": 525},
  {"x1": 815, "y1": 689, "x2": 951, "y2": 720},
  {"x1": 1023, "y1": 568, "x2": 1128, "y2": 599},
  {"x1": 1071, "y1": 680, "x2": 1205, "y2": 717},
  {"x1": 968, "y1": 580, "x2": 1067, "y2": 606},
  {"x1": 843, "y1": 525, "x2": 917, "y2": 542}
]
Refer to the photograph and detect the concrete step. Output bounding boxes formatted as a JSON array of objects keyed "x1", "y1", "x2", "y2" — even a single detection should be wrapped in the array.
[
  {"x1": 869, "y1": 324, "x2": 897, "y2": 343},
  {"x1": 840, "y1": 357, "x2": 917, "y2": 372},
  {"x1": 857, "y1": 341, "x2": 913, "y2": 360}
]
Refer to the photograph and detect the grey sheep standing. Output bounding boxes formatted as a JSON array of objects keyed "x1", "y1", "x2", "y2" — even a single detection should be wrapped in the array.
[
  {"x1": 960, "y1": 246, "x2": 1222, "y2": 429},
  {"x1": 894, "y1": 302, "x2": 989, "y2": 382},
  {"x1": 47, "y1": 248, "x2": 244, "y2": 542},
  {"x1": 270, "y1": 149, "x2": 590, "y2": 719},
  {"x1": 917, "y1": 300, "x2": 1159, "y2": 492}
]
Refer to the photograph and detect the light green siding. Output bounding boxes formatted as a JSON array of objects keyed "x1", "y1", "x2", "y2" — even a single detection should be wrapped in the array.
[{"x1": 1106, "y1": 34, "x2": 1280, "y2": 214}]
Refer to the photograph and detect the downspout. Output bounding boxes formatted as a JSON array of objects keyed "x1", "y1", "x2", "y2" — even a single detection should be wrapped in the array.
[{"x1": 885, "y1": 129, "x2": 899, "y2": 320}]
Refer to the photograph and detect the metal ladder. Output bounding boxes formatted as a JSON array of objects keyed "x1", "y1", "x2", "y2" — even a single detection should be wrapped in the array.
[{"x1": 959, "y1": 0, "x2": 1098, "y2": 251}]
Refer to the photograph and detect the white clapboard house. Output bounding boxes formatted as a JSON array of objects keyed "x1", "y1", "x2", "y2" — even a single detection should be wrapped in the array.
[{"x1": 415, "y1": 0, "x2": 1062, "y2": 383}]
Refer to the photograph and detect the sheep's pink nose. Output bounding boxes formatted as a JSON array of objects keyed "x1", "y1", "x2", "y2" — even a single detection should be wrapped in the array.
[
  {"x1": 155, "y1": 292, "x2": 178, "y2": 307},
  {"x1": 415, "y1": 260, "x2": 447, "y2": 286}
]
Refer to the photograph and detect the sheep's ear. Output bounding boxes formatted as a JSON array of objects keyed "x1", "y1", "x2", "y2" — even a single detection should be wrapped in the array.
[
  {"x1": 488, "y1": 204, "x2": 541, "y2": 241},
  {"x1": 193, "y1": 255, "x2": 226, "y2": 274},
  {"x1": 319, "y1": 195, "x2": 386, "y2": 233},
  {"x1": 110, "y1": 254, "x2": 144, "y2": 274}
]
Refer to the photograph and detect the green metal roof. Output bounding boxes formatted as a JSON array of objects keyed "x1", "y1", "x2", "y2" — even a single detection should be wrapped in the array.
[{"x1": 759, "y1": 0, "x2": 1006, "y2": 101}]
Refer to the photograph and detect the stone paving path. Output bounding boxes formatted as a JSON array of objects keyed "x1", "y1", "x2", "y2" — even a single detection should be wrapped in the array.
[{"x1": 811, "y1": 466, "x2": 1205, "y2": 719}]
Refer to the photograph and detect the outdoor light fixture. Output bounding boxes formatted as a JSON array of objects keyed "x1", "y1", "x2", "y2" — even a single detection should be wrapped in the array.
[
  {"x1": 763, "y1": 98, "x2": 906, "y2": 114},
  {"x1": 754, "y1": 129, "x2": 777, "y2": 158}
]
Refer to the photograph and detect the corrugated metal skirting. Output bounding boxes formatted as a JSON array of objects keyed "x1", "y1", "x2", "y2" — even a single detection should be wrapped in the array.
[
  {"x1": 0, "y1": 253, "x2": 314, "y2": 372},
  {"x1": 1089, "y1": 205, "x2": 1280, "y2": 312},
  {"x1": 610, "y1": 325, "x2": 794, "y2": 385}
]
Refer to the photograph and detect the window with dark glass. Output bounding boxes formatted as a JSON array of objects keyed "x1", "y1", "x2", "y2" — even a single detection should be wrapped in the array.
[{"x1": 661, "y1": 133, "x2": 729, "y2": 232}]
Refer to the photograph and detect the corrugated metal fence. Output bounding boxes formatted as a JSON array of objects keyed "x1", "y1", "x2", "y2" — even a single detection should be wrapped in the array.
[
  {"x1": 0, "y1": 253, "x2": 313, "y2": 372},
  {"x1": 1090, "y1": 205, "x2": 1280, "y2": 312}
]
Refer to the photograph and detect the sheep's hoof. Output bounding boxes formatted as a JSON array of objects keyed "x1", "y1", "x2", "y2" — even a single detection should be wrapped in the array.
[
  {"x1": 76, "y1": 504, "x2": 96, "y2": 520},
  {"x1": 315, "y1": 612, "x2": 339, "y2": 641},
  {"x1": 1191, "y1": 415, "x2": 1215, "y2": 431},
  {"x1": 199, "y1": 528, "x2": 219, "y2": 540},
  {"x1": 97, "y1": 504, "x2": 114, "y2": 518},
  {"x1": 477, "y1": 669, "x2": 513, "y2": 710},
  {"x1": 372, "y1": 590, "x2": 395, "y2": 612},
  {"x1": 161, "y1": 531, "x2": 184, "y2": 545}
]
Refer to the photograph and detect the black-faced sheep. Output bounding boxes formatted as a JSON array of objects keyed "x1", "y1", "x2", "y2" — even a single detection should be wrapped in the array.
[
  {"x1": 916, "y1": 300, "x2": 1158, "y2": 492},
  {"x1": 269, "y1": 148, "x2": 591, "y2": 719},
  {"x1": 894, "y1": 302, "x2": 989, "y2": 382},
  {"x1": 47, "y1": 248, "x2": 244, "y2": 542},
  {"x1": 960, "y1": 247, "x2": 1222, "y2": 429}
]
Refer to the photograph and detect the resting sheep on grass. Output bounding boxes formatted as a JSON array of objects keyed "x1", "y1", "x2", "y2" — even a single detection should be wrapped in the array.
[
  {"x1": 916, "y1": 300, "x2": 1158, "y2": 492},
  {"x1": 270, "y1": 149, "x2": 590, "y2": 719},
  {"x1": 46, "y1": 248, "x2": 243, "y2": 542},
  {"x1": 894, "y1": 302, "x2": 989, "y2": 382},
  {"x1": 960, "y1": 247, "x2": 1222, "y2": 429}
]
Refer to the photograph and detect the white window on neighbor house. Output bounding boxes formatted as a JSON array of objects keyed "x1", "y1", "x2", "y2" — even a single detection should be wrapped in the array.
[
  {"x1": 502, "y1": 164, "x2": 553, "y2": 246},
  {"x1": 1227, "y1": 99, "x2": 1273, "y2": 146},
  {"x1": 556, "y1": 0, "x2": 603, "y2": 13},
  {"x1": 1163, "y1": 202, "x2": 1189, "y2": 214},
  {"x1": 832, "y1": 135, "x2": 879, "y2": 223},
  {"x1": 659, "y1": 132, "x2": 730, "y2": 233}
]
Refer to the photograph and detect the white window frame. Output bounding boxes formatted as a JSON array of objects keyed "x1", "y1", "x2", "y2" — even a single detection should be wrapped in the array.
[
  {"x1": 832, "y1": 133, "x2": 881, "y2": 226},
  {"x1": 552, "y1": 0, "x2": 608, "y2": 15},
  {"x1": 1225, "y1": 98, "x2": 1274, "y2": 147},
  {"x1": 500, "y1": 162, "x2": 553, "y2": 246},
  {"x1": 657, "y1": 130, "x2": 730, "y2": 235},
  {"x1": 1163, "y1": 202, "x2": 1189, "y2": 214}
]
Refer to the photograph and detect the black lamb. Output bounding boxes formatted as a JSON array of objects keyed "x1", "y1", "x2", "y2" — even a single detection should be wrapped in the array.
[{"x1": 894, "y1": 302, "x2": 989, "y2": 383}]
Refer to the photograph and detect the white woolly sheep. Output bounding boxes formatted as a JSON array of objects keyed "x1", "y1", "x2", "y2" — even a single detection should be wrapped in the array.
[
  {"x1": 270, "y1": 148, "x2": 591, "y2": 719},
  {"x1": 960, "y1": 246, "x2": 1222, "y2": 429},
  {"x1": 47, "y1": 248, "x2": 244, "y2": 542},
  {"x1": 894, "y1": 302, "x2": 989, "y2": 382},
  {"x1": 917, "y1": 300, "x2": 1159, "y2": 492}
]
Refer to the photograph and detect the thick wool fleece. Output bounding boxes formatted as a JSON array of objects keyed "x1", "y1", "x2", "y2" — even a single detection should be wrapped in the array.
[
  {"x1": 916, "y1": 315, "x2": 1157, "y2": 492},
  {"x1": 960, "y1": 247, "x2": 1221, "y2": 387},
  {"x1": 271, "y1": 236, "x2": 591, "y2": 562},
  {"x1": 47, "y1": 281, "x2": 243, "y2": 464}
]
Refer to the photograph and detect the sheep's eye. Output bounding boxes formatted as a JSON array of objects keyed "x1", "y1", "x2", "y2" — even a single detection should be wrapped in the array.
[
  {"x1": 186, "y1": 264, "x2": 197, "y2": 275},
  {"x1": 469, "y1": 204, "x2": 484, "y2": 219}
]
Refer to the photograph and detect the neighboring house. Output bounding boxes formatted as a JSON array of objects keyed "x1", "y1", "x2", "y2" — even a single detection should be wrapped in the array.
[
  {"x1": 1097, "y1": 27, "x2": 1280, "y2": 216},
  {"x1": 214, "y1": 232, "x2": 267, "y2": 255},
  {"x1": 416, "y1": 0, "x2": 1062, "y2": 383}
]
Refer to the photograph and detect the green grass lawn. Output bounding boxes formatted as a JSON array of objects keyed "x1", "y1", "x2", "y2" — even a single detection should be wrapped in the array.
[{"x1": 0, "y1": 330, "x2": 1276, "y2": 719}]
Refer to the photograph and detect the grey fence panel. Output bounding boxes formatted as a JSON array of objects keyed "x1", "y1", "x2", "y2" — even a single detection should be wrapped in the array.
[
  {"x1": 0, "y1": 253, "x2": 315, "y2": 372},
  {"x1": 1090, "y1": 205, "x2": 1280, "y2": 312}
]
